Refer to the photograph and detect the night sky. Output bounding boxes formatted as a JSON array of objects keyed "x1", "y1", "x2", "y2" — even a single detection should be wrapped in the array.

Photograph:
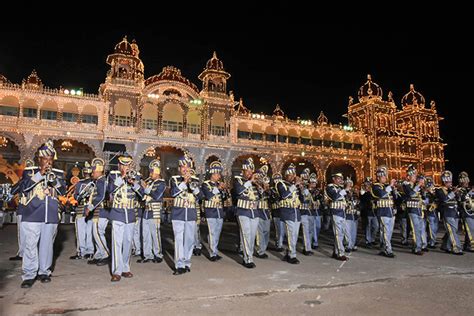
[{"x1": 1, "y1": 4, "x2": 472, "y2": 179}]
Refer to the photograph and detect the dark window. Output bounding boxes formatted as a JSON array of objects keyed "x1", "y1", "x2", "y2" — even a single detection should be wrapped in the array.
[
  {"x1": 41, "y1": 110, "x2": 57, "y2": 120},
  {"x1": 238, "y1": 130, "x2": 251, "y2": 139},
  {"x1": 62, "y1": 112, "x2": 77, "y2": 122},
  {"x1": 23, "y1": 108, "x2": 37, "y2": 118},
  {"x1": 251, "y1": 132, "x2": 263, "y2": 140},
  {"x1": 301, "y1": 138, "x2": 311, "y2": 145},
  {"x1": 288, "y1": 136, "x2": 299, "y2": 144},
  {"x1": 278, "y1": 135, "x2": 287, "y2": 143},
  {"x1": 354, "y1": 143, "x2": 363, "y2": 150},
  {"x1": 82, "y1": 115, "x2": 98, "y2": 124},
  {"x1": 0, "y1": 105, "x2": 18, "y2": 116},
  {"x1": 266, "y1": 134, "x2": 276, "y2": 142},
  {"x1": 343, "y1": 142, "x2": 353, "y2": 149},
  {"x1": 312, "y1": 139, "x2": 323, "y2": 146}
]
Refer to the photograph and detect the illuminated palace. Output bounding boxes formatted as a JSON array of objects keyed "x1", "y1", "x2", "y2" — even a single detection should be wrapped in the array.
[{"x1": 0, "y1": 37, "x2": 445, "y2": 185}]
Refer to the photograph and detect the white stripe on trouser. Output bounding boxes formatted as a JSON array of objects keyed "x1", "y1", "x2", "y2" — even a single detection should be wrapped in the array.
[
  {"x1": 207, "y1": 218, "x2": 224, "y2": 257},
  {"x1": 284, "y1": 219, "x2": 301, "y2": 258},
  {"x1": 463, "y1": 217, "x2": 474, "y2": 250},
  {"x1": 378, "y1": 216, "x2": 394, "y2": 254},
  {"x1": 93, "y1": 218, "x2": 109, "y2": 260},
  {"x1": 366, "y1": 215, "x2": 379, "y2": 243},
  {"x1": 238, "y1": 216, "x2": 259, "y2": 263},
  {"x1": 172, "y1": 220, "x2": 196, "y2": 269},
  {"x1": 76, "y1": 217, "x2": 94, "y2": 256},
  {"x1": 332, "y1": 215, "x2": 345, "y2": 256},
  {"x1": 420, "y1": 217, "x2": 427, "y2": 248},
  {"x1": 300, "y1": 215, "x2": 312, "y2": 251},
  {"x1": 400, "y1": 217, "x2": 408, "y2": 243},
  {"x1": 343, "y1": 219, "x2": 351, "y2": 248},
  {"x1": 21, "y1": 222, "x2": 57, "y2": 280},
  {"x1": 312, "y1": 215, "x2": 321, "y2": 247},
  {"x1": 256, "y1": 218, "x2": 271, "y2": 255},
  {"x1": 17, "y1": 214, "x2": 25, "y2": 257},
  {"x1": 345, "y1": 219, "x2": 358, "y2": 249},
  {"x1": 273, "y1": 217, "x2": 286, "y2": 248},
  {"x1": 408, "y1": 213, "x2": 423, "y2": 252},
  {"x1": 442, "y1": 216, "x2": 461, "y2": 252},
  {"x1": 111, "y1": 221, "x2": 135, "y2": 275},
  {"x1": 143, "y1": 218, "x2": 163, "y2": 259},
  {"x1": 133, "y1": 217, "x2": 142, "y2": 255},
  {"x1": 427, "y1": 216, "x2": 439, "y2": 246}
]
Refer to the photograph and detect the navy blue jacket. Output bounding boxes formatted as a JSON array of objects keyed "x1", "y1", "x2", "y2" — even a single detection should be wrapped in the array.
[
  {"x1": 435, "y1": 186, "x2": 458, "y2": 218},
  {"x1": 170, "y1": 175, "x2": 200, "y2": 221},
  {"x1": 371, "y1": 183, "x2": 395, "y2": 218},
  {"x1": 234, "y1": 175, "x2": 260, "y2": 219},
  {"x1": 21, "y1": 167, "x2": 66, "y2": 223},
  {"x1": 201, "y1": 180, "x2": 227, "y2": 219},
  {"x1": 325, "y1": 183, "x2": 346, "y2": 218},
  {"x1": 107, "y1": 171, "x2": 144, "y2": 223},
  {"x1": 142, "y1": 179, "x2": 166, "y2": 220},
  {"x1": 277, "y1": 180, "x2": 301, "y2": 222},
  {"x1": 89, "y1": 175, "x2": 108, "y2": 219}
]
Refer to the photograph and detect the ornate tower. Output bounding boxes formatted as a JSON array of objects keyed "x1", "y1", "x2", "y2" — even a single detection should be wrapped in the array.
[
  {"x1": 100, "y1": 36, "x2": 144, "y2": 128},
  {"x1": 395, "y1": 85, "x2": 444, "y2": 183},
  {"x1": 347, "y1": 75, "x2": 399, "y2": 179},
  {"x1": 198, "y1": 51, "x2": 231, "y2": 97}
]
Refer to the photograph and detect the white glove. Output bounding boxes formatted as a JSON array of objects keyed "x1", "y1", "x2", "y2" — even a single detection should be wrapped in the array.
[
  {"x1": 339, "y1": 189, "x2": 347, "y2": 196},
  {"x1": 178, "y1": 182, "x2": 188, "y2": 191},
  {"x1": 114, "y1": 177, "x2": 124, "y2": 187},
  {"x1": 193, "y1": 188, "x2": 200, "y2": 195},
  {"x1": 32, "y1": 172, "x2": 44, "y2": 182},
  {"x1": 447, "y1": 192, "x2": 455, "y2": 200},
  {"x1": 244, "y1": 181, "x2": 252, "y2": 188},
  {"x1": 385, "y1": 186, "x2": 392, "y2": 193},
  {"x1": 303, "y1": 189, "x2": 310, "y2": 196},
  {"x1": 212, "y1": 187, "x2": 220, "y2": 195},
  {"x1": 144, "y1": 187, "x2": 152, "y2": 195},
  {"x1": 289, "y1": 185, "x2": 297, "y2": 192}
]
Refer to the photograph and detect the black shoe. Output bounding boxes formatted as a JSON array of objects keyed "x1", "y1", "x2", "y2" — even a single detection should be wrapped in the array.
[
  {"x1": 185, "y1": 266, "x2": 191, "y2": 272},
  {"x1": 37, "y1": 274, "x2": 51, "y2": 283},
  {"x1": 282, "y1": 254, "x2": 290, "y2": 262},
  {"x1": 255, "y1": 253, "x2": 268, "y2": 259},
  {"x1": 452, "y1": 251, "x2": 464, "y2": 256},
  {"x1": 427, "y1": 245, "x2": 436, "y2": 249},
  {"x1": 153, "y1": 256, "x2": 163, "y2": 263},
  {"x1": 352, "y1": 246, "x2": 358, "y2": 251},
  {"x1": 365, "y1": 243, "x2": 372, "y2": 249},
  {"x1": 336, "y1": 255, "x2": 348, "y2": 261},
  {"x1": 311, "y1": 245, "x2": 319, "y2": 250},
  {"x1": 243, "y1": 262, "x2": 256, "y2": 269},
  {"x1": 69, "y1": 254, "x2": 83, "y2": 260},
  {"x1": 9, "y1": 255, "x2": 22, "y2": 261},
  {"x1": 96, "y1": 257, "x2": 109, "y2": 266},
  {"x1": 137, "y1": 258, "x2": 153, "y2": 263},
  {"x1": 275, "y1": 247, "x2": 284, "y2": 252},
  {"x1": 413, "y1": 251, "x2": 423, "y2": 256},
  {"x1": 21, "y1": 279, "x2": 35, "y2": 288},
  {"x1": 83, "y1": 254, "x2": 93, "y2": 259},
  {"x1": 173, "y1": 268, "x2": 186, "y2": 275},
  {"x1": 422, "y1": 248, "x2": 429, "y2": 252},
  {"x1": 210, "y1": 256, "x2": 217, "y2": 262},
  {"x1": 214, "y1": 254, "x2": 223, "y2": 261},
  {"x1": 302, "y1": 250, "x2": 313, "y2": 256},
  {"x1": 287, "y1": 257, "x2": 300, "y2": 264},
  {"x1": 345, "y1": 248, "x2": 352, "y2": 253},
  {"x1": 401, "y1": 241, "x2": 409, "y2": 246},
  {"x1": 384, "y1": 252, "x2": 395, "y2": 258},
  {"x1": 87, "y1": 259, "x2": 99, "y2": 265},
  {"x1": 193, "y1": 248, "x2": 202, "y2": 256}
]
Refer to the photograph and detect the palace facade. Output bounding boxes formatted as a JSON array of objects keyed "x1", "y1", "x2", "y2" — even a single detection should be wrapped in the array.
[{"x1": 0, "y1": 37, "x2": 445, "y2": 185}]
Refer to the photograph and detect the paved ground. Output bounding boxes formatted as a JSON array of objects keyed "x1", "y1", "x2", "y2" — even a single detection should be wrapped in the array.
[{"x1": 1, "y1": 222, "x2": 473, "y2": 315}]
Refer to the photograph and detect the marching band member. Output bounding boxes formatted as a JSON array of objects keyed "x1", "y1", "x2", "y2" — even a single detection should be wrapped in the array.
[
  {"x1": 402, "y1": 165, "x2": 426, "y2": 255},
  {"x1": 326, "y1": 172, "x2": 348, "y2": 261},
  {"x1": 436, "y1": 170, "x2": 463, "y2": 255},
  {"x1": 19, "y1": 140, "x2": 66, "y2": 288},
  {"x1": 107, "y1": 153, "x2": 144, "y2": 282},
  {"x1": 344, "y1": 177, "x2": 358, "y2": 252},
  {"x1": 70, "y1": 162, "x2": 94, "y2": 260},
  {"x1": 202, "y1": 161, "x2": 227, "y2": 261},
  {"x1": 299, "y1": 168, "x2": 314, "y2": 256},
  {"x1": 424, "y1": 177, "x2": 439, "y2": 249},
  {"x1": 85, "y1": 158, "x2": 110, "y2": 266},
  {"x1": 255, "y1": 164, "x2": 272, "y2": 259},
  {"x1": 360, "y1": 177, "x2": 378, "y2": 248},
  {"x1": 457, "y1": 172, "x2": 474, "y2": 252},
  {"x1": 371, "y1": 166, "x2": 396, "y2": 258},
  {"x1": 277, "y1": 163, "x2": 302, "y2": 264},
  {"x1": 308, "y1": 173, "x2": 322, "y2": 250},
  {"x1": 138, "y1": 159, "x2": 166, "y2": 263},
  {"x1": 270, "y1": 172, "x2": 285, "y2": 252},
  {"x1": 170, "y1": 152, "x2": 200, "y2": 274},
  {"x1": 234, "y1": 158, "x2": 260, "y2": 268}
]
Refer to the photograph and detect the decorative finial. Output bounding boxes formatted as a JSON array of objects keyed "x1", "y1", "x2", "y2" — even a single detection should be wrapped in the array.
[
  {"x1": 388, "y1": 91, "x2": 394, "y2": 102},
  {"x1": 123, "y1": 35, "x2": 128, "y2": 42},
  {"x1": 348, "y1": 96, "x2": 354, "y2": 105},
  {"x1": 410, "y1": 84, "x2": 414, "y2": 91},
  {"x1": 213, "y1": 51, "x2": 217, "y2": 59},
  {"x1": 430, "y1": 100, "x2": 436, "y2": 110},
  {"x1": 367, "y1": 74, "x2": 372, "y2": 81}
]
